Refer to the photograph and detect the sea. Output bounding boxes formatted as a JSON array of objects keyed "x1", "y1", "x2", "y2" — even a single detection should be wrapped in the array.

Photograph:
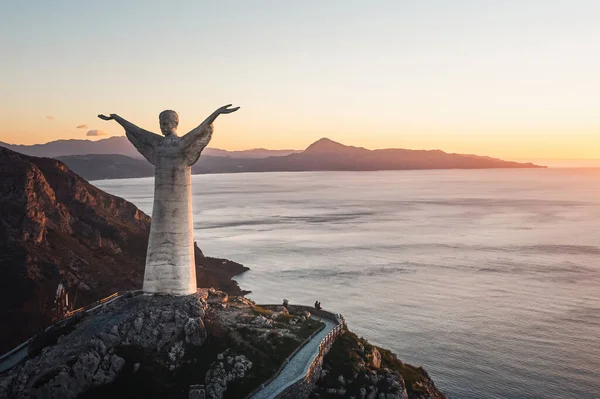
[{"x1": 94, "y1": 169, "x2": 600, "y2": 399}]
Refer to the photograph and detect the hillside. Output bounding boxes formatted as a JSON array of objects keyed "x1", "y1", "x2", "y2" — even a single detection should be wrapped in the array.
[
  {"x1": 54, "y1": 138, "x2": 544, "y2": 180},
  {"x1": 0, "y1": 147, "x2": 248, "y2": 352},
  {"x1": 245, "y1": 138, "x2": 544, "y2": 171},
  {"x1": 0, "y1": 137, "x2": 299, "y2": 159}
]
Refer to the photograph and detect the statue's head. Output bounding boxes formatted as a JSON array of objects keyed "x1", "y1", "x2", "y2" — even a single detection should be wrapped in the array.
[{"x1": 159, "y1": 110, "x2": 179, "y2": 136}]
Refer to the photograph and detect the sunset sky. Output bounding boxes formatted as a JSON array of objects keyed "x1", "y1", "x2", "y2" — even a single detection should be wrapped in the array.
[{"x1": 1, "y1": 1, "x2": 599, "y2": 159}]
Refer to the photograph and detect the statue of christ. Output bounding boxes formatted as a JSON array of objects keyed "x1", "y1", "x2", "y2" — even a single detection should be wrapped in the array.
[{"x1": 99, "y1": 105, "x2": 239, "y2": 295}]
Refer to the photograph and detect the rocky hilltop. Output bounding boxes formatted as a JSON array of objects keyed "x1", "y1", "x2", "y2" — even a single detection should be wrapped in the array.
[
  {"x1": 0, "y1": 147, "x2": 248, "y2": 353},
  {"x1": 0, "y1": 289, "x2": 445, "y2": 399}
]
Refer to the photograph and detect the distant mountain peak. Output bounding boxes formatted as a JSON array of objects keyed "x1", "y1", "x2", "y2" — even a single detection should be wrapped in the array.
[{"x1": 304, "y1": 138, "x2": 350, "y2": 152}]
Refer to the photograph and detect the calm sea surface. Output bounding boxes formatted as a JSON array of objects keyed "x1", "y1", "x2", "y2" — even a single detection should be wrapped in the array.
[{"x1": 94, "y1": 169, "x2": 600, "y2": 399}]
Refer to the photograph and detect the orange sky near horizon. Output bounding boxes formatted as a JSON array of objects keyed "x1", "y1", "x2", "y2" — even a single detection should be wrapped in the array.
[
  {"x1": 2, "y1": 1, "x2": 599, "y2": 160},
  {"x1": 1, "y1": 114, "x2": 598, "y2": 160}
]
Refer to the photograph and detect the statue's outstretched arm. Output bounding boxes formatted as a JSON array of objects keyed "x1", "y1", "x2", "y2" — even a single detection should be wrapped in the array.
[
  {"x1": 98, "y1": 114, "x2": 162, "y2": 165},
  {"x1": 181, "y1": 105, "x2": 240, "y2": 166}
]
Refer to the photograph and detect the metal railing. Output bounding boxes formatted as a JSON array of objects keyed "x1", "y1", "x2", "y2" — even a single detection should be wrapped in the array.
[
  {"x1": 246, "y1": 304, "x2": 347, "y2": 399},
  {"x1": 272, "y1": 316, "x2": 346, "y2": 398},
  {"x1": 64, "y1": 292, "x2": 120, "y2": 317}
]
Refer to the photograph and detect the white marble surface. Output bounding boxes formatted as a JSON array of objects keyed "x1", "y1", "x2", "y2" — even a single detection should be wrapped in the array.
[
  {"x1": 100, "y1": 106, "x2": 238, "y2": 295},
  {"x1": 143, "y1": 135, "x2": 197, "y2": 295}
]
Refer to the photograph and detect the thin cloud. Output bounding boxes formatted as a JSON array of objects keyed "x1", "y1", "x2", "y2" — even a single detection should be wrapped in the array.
[
  {"x1": 46, "y1": 116, "x2": 55, "y2": 121},
  {"x1": 76, "y1": 124, "x2": 88, "y2": 129},
  {"x1": 86, "y1": 129, "x2": 108, "y2": 137}
]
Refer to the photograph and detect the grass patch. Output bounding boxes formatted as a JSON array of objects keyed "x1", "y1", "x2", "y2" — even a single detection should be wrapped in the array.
[
  {"x1": 378, "y1": 346, "x2": 434, "y2": 396},
  {"x1": 322, "y1": 331, "x2": 369, "y2": 379},
  {"x1": 320, "y1": 330, "x2": 439, "y2": 398},
  {"x1": 296, "y1": 319, "x2": 324, "y2": 340},
  {"x1": 252, "y1": 306, "x2": 273, "y2": 317},
  {"x1": 275, "y1": 313, "x2": 294, "y2": 323},
  {"x1": 224, "y1": 315, "x2": 323, "y2": 398}
]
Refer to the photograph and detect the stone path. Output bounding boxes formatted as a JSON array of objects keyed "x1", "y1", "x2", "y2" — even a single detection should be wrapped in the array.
[
  {"x1": 0, "y1": 345, "x2": 28, "y2": 373},
  {"x1": 250, "y1": 316, "x2": 337, "y2": 399}
]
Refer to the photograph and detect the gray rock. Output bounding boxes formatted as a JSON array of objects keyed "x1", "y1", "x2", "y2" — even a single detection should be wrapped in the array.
[
  {"x1": 167, "y1": 341, "x2": 185, "y2": 369},
  {"x1": 252, "y1": 315, "x2": 273, "y2": 328},
  {"x1": 369, "y1": 372, "x2": 379, "y2": 385},
  {"x1": 205, "y1": 350, "x2": 252, "y2": 399},
  {"x1": 133, "y1": 317, "x2": 143, "y2": 333},
  {"x1": 92, "y1": 354, "x2": 125, "y2": 386},
  {"x1": 0, "y1": 293, "x2": 209, "y2": 398},
  {"x1": 185, "y1": 317, "x2": 207, "y2": 346},
  {"x1": 189, "y1": 386, "x2": 206, "y2": 399}
]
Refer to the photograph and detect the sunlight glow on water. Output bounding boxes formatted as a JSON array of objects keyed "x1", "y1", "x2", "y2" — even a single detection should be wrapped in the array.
[{"x1": 95, "y1": 169, "x2": 600, "y2": 399}]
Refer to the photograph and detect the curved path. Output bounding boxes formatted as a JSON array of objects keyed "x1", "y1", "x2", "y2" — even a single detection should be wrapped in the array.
[{"x1": 250, "y1": 316, "x2": 337, "y2": 399}]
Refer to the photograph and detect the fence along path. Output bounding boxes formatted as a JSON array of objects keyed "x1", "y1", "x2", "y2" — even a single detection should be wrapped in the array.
[{"x1": 249, "y1": 305, "x2": 346, "y2": 399}]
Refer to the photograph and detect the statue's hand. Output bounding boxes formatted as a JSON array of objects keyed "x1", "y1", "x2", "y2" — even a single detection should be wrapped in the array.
[
  {"x1": 217, "y1": 104, "x2": 240, "y2": 114},
  {"x1": 98, "y1": 114, "x2": 115, "y2": 121}
]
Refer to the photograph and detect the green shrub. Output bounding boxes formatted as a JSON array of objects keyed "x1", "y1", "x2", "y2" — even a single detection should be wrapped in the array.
[
  {"x1": 252, "y1": 306, "x2": 273, "y2": 317},
  {"x1": 296, "y1": 319, "x2": 324, "y2": 340},
  {"x1": 275, "y1": 313, "x2": 294, "y2": 323}
]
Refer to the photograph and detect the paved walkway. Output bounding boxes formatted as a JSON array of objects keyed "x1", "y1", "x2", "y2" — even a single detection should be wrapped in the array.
[
  {"x1": 251, "y1": 316, "x2": 337, "y2": 399},
  {"x1": 0, "y1": 345, "x2": 28, "y2": 373}
]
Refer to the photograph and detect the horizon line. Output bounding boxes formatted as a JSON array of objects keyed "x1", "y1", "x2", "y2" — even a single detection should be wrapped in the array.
[{"x1": 4, "y1": 135, "x2": 600, "y2": 162}]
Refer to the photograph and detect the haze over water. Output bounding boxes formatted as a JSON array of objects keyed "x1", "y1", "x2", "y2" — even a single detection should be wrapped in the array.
[{"x1": 95, "y1": 169, "x2": 600, "y2": 399}]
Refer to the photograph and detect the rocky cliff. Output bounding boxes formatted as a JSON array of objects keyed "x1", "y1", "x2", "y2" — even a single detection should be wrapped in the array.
[
  {"x1": 311, "y1": 331, "x2": 444, "y2": 399},
  {"x1": 0, "y1": 146, "x2": 248, "y2": 353},
  {"x1": 0, "y1": 290, "x2": 323, "y2": 399},
  {"x1": 0, "y1": 291, "x2": 210, "y2": 399},
  {"x1": 0, "y1": 290, "x2": 445, "y2": 399}
]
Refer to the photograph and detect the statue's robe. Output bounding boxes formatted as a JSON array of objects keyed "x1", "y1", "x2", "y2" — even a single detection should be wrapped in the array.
[{"x1": 125, "y1": 124, "x2": 212, "y2": 295}]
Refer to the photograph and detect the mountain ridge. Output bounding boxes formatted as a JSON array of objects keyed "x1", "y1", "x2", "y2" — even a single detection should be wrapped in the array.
[
  {"x1": 0, "y1": 137, "x2": 300, "y2": 159},
  {"x1": 2, "y1": 137, "x2": 544, "y2": 181}
]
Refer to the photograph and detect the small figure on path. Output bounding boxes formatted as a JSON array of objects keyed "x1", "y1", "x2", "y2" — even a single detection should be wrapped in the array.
[
  {"x1": 315, "y1": 301, "x2": 322, "y2": 310},
  {"x1": 98, "y1": 105, "x2": 239, "y2": 295}
]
